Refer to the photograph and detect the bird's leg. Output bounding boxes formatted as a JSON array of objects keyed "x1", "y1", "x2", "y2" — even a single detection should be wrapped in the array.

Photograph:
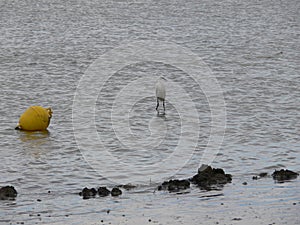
[
  {"x1": 163, "y1": 100, "x2": 165, "y2": 113},
  {"x1": 156, "y1": 98, "x2": 159, "y2": 112}
]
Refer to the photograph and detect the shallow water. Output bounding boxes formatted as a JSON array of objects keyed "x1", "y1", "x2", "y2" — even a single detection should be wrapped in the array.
[{"x1": 0, "y1": 0, "x2": 299, "y2": 224}]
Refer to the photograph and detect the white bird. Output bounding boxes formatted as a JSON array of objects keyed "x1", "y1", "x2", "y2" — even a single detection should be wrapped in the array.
[{"x1": 155, "y1": 77, "x2": 166, "y2": 114}]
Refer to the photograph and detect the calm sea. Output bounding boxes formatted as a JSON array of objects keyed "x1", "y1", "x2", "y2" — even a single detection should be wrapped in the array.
[{"x1": 0, "y1": 0, "x2": 299, "y2": 224}]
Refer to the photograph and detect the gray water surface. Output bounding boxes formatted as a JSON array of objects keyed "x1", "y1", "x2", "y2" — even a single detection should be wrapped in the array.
[{"x1": 0, "y1": 0, "x2": 299, "y2": 224}]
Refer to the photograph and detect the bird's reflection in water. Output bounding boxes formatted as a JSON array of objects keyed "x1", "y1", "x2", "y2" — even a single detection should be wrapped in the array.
[{"x1": 157, "y1": 112, "x2": 166, "y2": 118}]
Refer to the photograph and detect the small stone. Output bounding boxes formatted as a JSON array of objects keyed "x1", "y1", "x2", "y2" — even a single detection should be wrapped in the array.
[
  {"x1": 242, "y1": 182, "x2": 247, "y2": 185},
  {"x1": 148, "y1": 219, "x2": 152, "y2": 222},
  {"x1": 80, "y1": 187, "x2": 97, "y2": 199},
  {"x1": 252, "y1": 176, "x2": 258, "y2": 180},
  {"x1": 259, "y1": 172, "x2": 268, "y2": 177},
  {"x1": 98, "y1": 187, "x2": 110, "y2": 197},
  {"x1": 111, "y1": 187, "x2": 122, "y2": 196},
  {"x1": 37, "y1": 199, "x2": 42, "y2": 202},
  {"x1": 232, "y1": 218, "x2": 242, "y2": 221},
  {"x1": 107, "y1": 210, "x2": 110, "y2": 214}
]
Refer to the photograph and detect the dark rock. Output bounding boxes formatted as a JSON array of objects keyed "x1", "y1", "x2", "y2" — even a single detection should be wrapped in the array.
[
  {"x1": 272, "y1": 169, "x2": 299, "y2": 181},
  {"x1": 242, "y1": 182, "x2": 247, "y2": 185},
  {"x1": 259, "y1": 172, "x2": 268, "y2": 177},
  {"x1": 0, "y1": 186, "x2": 17, "y2": 200},
  {"x1": 158, "y1": 179, "x2": 190, "y2": 192},
  {"x1": 98, "y1": 187, "x2": 110, "y2": 197},
  {"x1": 79, "y1": 187, "x2": 97, "y2": 199},
  {"x1": 252, "y1": 176, "x2": 258, "y2": 180},
  {"x1": 232, "y1": 218, "x2": 242, "y2": 221},
  {"x1": 189, "y1": 165, "x2": 232, "y2": 190},
  {"x1": 111, "y1": 187, "x2": 122, "y2": 196}
]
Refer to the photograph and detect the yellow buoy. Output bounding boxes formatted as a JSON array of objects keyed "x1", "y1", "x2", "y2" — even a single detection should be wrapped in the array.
[{"x1": 15, "y1": 106, "x2": 52, "y2": 131}]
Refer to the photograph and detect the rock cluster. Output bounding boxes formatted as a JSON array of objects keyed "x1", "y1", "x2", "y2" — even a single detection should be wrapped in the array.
[
  {"x1": 158, "y1": 165, "x2": 232, "y2": 192},
  {"x1": 111, "y1": 187, "x2": 122, "y2": 196},
  {"x1": 79, "y1": 187, "x2": 122, "y2": 199}
]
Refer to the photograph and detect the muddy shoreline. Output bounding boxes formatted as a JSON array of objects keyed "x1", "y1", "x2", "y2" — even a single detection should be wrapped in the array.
[
  {"x1": 2, "y1": 167, "x2": 298, "y2": 201},
  {"x1": 1, "y1": 167, "x2": 299, "y2": 225}
]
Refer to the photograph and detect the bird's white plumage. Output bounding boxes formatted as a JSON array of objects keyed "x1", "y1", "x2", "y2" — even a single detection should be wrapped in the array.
[{"x1": 155, "y1": 78, "x2": 166, "y2": 100}]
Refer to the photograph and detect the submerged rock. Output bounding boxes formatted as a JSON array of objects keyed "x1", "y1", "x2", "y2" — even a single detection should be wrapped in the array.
[
  {"x1": 79, "y1": 187, "x2": 97, "y2": 199},
  {"x1": 98, "y1": 187, "x2": 111, "y2": 197},
  {"x1": 259, "y1": 172, "x2": 268, "y2": 177},
  {"x1": 272, "y1": 169, "x2": 299, "y2": 181},
  {"x1": 111, "y1": 187, "x2": 122, "y2": 196},
  {"x1": 252, "y1": 172, "x2": 268, "y2": 180},
  {"x1": 190, "y1": 165, "x2": 232, "y2": 190},
  {"x1": 117, "y1": 184, "x2": 136, "y2": 190},
  {"x1": 0, "y1": 186, "x2": 17, "y2": 200},
  {"x1": 158, "y1": 179, "x2": 190, "y2": 192}
]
